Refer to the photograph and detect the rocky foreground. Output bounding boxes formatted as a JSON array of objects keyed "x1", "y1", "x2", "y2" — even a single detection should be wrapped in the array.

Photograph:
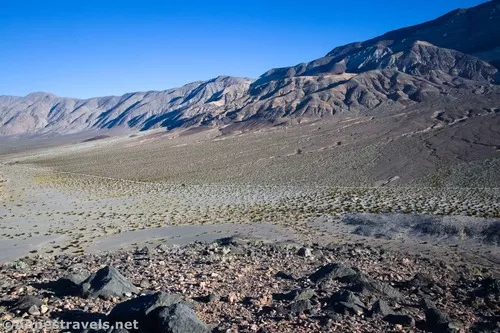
[{"x1": 0, "y1": 237, "x2": 498, "y2": 333}]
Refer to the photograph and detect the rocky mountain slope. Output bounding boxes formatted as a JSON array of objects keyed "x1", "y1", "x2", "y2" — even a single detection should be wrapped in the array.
[
  {"x1": 0, "y1": 1, "x2": 499, "y2": 137},
  {"x1": 0, "y1": 76, "x2": 252, "y2": 136}
]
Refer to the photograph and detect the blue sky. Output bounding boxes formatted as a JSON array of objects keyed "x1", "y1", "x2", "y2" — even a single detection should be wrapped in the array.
[{"x1": 0, "y1": 0, "x2": 486, "y2": 98}]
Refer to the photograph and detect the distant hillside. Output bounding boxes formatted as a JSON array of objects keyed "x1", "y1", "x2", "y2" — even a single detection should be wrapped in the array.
[{"x1": 0, "y1": 0, "x2": 499, "y2": 137}]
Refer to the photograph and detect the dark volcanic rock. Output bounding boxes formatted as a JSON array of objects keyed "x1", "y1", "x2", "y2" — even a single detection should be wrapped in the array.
[
  {"x1": 152, "y1": 303, "x2": 209, "y2": 333},
  {"x1": 58, "y1": 272, "x2": 89, "y2": 291},
  {"x1": 9, "y1": 295, "x2": 43, "y2": 314},
  {"x1": 349, "y1": 278, "x2": 403, "y2": 300},
  {"x1": 134, "y1": 246, "x2": 149, "y2": 256},
  {"x1": 61, "y1": 272, "x2": 89, "y2": 287},
  {"x1": 384, "y1": 314, "x2": 415, "y2": 327},
  {"x1": 195, "y1": 293, "x2": 218, "y2": 304},
  {"x1": 297, "y1": 247, "x2": 312, "y2": 257},
  {"x1": 81, "y1": 266, "x2": 139, "y2": 299},
  {"x1": 289, "y1": 299, "x2": 313, "y2": 314},
  {"x1": 273, "y1": 288, "x2": 316, "y2": 302},
  {"x1": 329, "y1": 290, "x2": 365, "y2": 316},
  {"x1": 423, "y1": 298, "x2": 462, "y2": 332},
  {"x1": 275, "y1": 271, "x2": 295, "y2": 280},
  {"x1": 423, "y1": 299, "x2": 450, "y2": 325},
  {"x1": 309, "y1": 263, "x2": 357, "y2": 283},
  {"x1": 371, "y1": 299, "x2": 395, "y2": 317},
  {"x1": 109, "y1": 292, "x2": 185, "y2": 328},
  {"x1": 277, "y1": 299, "x2": 312, "y2": 314},
  {"x1": 479, "y1": 277, "x2": 500, "y2": 296},
  {"x1": 408, "y1": 272, "x2": 435, "y2": 288}
]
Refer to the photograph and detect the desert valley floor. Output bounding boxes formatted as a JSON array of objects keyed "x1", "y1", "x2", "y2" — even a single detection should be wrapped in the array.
[{"x1": 0, "y1": 116, "x2": 499, "y2": 332}]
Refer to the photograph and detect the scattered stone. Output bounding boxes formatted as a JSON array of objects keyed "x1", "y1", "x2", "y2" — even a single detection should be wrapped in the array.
[
  {"x1": 444, "y1": 321, "x2": 463, "y2": 333},
  {"x1": 12, "y1": 260, "x2": 28, "y2": 271},
  {"x1": 297, "y1": 247, "x2": 312, "y2": 257},
  {"x1": 227, "y1": 245, "x2": 245, "y2": 255},
  {"x1": 255, "y1": 294, "x2": 272, "y2": 307},
  {"x1": 0, "y1": 231, "x2": 495, "y2": 333},
  {"x1": 40, "y1": 304, "x2": 49, "y2": 314},
  {"x1": 196, "y1": 293, "x2": 218, "y2": 304},
  {"x1": 28, "y1": 304, "x2": 41, "y2": 316},
  {"x1": 135, "y1": 247, "x2": 149, "y2": 255},
  {"x1": 156, "y1": 244, "x2": 170, "y2": 253},
  {"x1": 139, "y1": 279, "x2": 151, "y2": 289},
  {"x1": 227, "y1": 292, "x2": 238, "y2": 304},
  {"x1": 289, "y1": 299, "x2": 312, "y2": 313},
  {"x1": 273, "y1": 241, "x2": 301, "y2": 252}
]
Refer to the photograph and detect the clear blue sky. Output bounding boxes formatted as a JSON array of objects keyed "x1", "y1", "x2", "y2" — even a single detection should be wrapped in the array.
[{"x1": 0, "y1": 0, "x2": 486, "y2": 98}]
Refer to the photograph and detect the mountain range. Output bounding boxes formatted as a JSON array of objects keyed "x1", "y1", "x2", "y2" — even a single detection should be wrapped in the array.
[{"x1": 1, "y1": 0, "x2": 499, "y2": 137}]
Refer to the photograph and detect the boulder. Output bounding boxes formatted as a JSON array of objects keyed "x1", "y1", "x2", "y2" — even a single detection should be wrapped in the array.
[
  {"x1": 329, "y1": 290, "x2": 365, "y2": 316},
  {"x1": 152, "y1": 303, "x2": 210, "y2": 333},
  {"x1": 297, "y1": 247, "x2": 312, "y2": 257},
  {"x1": 62, "y1": 272, "x2": 89, "y2": 286},
  {"x1": 371, "y1": 299, "x2": 395, "y2": 317},
  {"x1": 9, "y1": 295, "x2": 43, "y2": 314},
  {"x1": 277, "y1": 300, "x2": 312, "y2": 314},
  {"x1": 109, "y1": 292, "x2": 185, "y2": 328},
  {"x1": 349, "y1": 278, "x2": 403, "y2": 300},
  {"x1": 422, "y1": 298, "x2": 462, "y2": 332},
  {"x1": 309, "y1": 263, "x2": 357, "y2": 283},
  {"x1": 80, "y1": 266, "x2": 139, "y2": 299}
]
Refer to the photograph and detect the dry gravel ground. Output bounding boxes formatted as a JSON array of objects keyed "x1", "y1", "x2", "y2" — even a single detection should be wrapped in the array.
[{"x1": 0, "y1": 238, "x2": 498, "y2": 332}]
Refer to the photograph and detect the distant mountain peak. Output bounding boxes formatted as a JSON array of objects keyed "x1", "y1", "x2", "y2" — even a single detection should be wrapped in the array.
[
  {"x1": 25, "y1": 92, "x2": 58, "y2": 99},
  {"x1": 1, "y1": 1, "x2": 499, "y2": 137}
]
